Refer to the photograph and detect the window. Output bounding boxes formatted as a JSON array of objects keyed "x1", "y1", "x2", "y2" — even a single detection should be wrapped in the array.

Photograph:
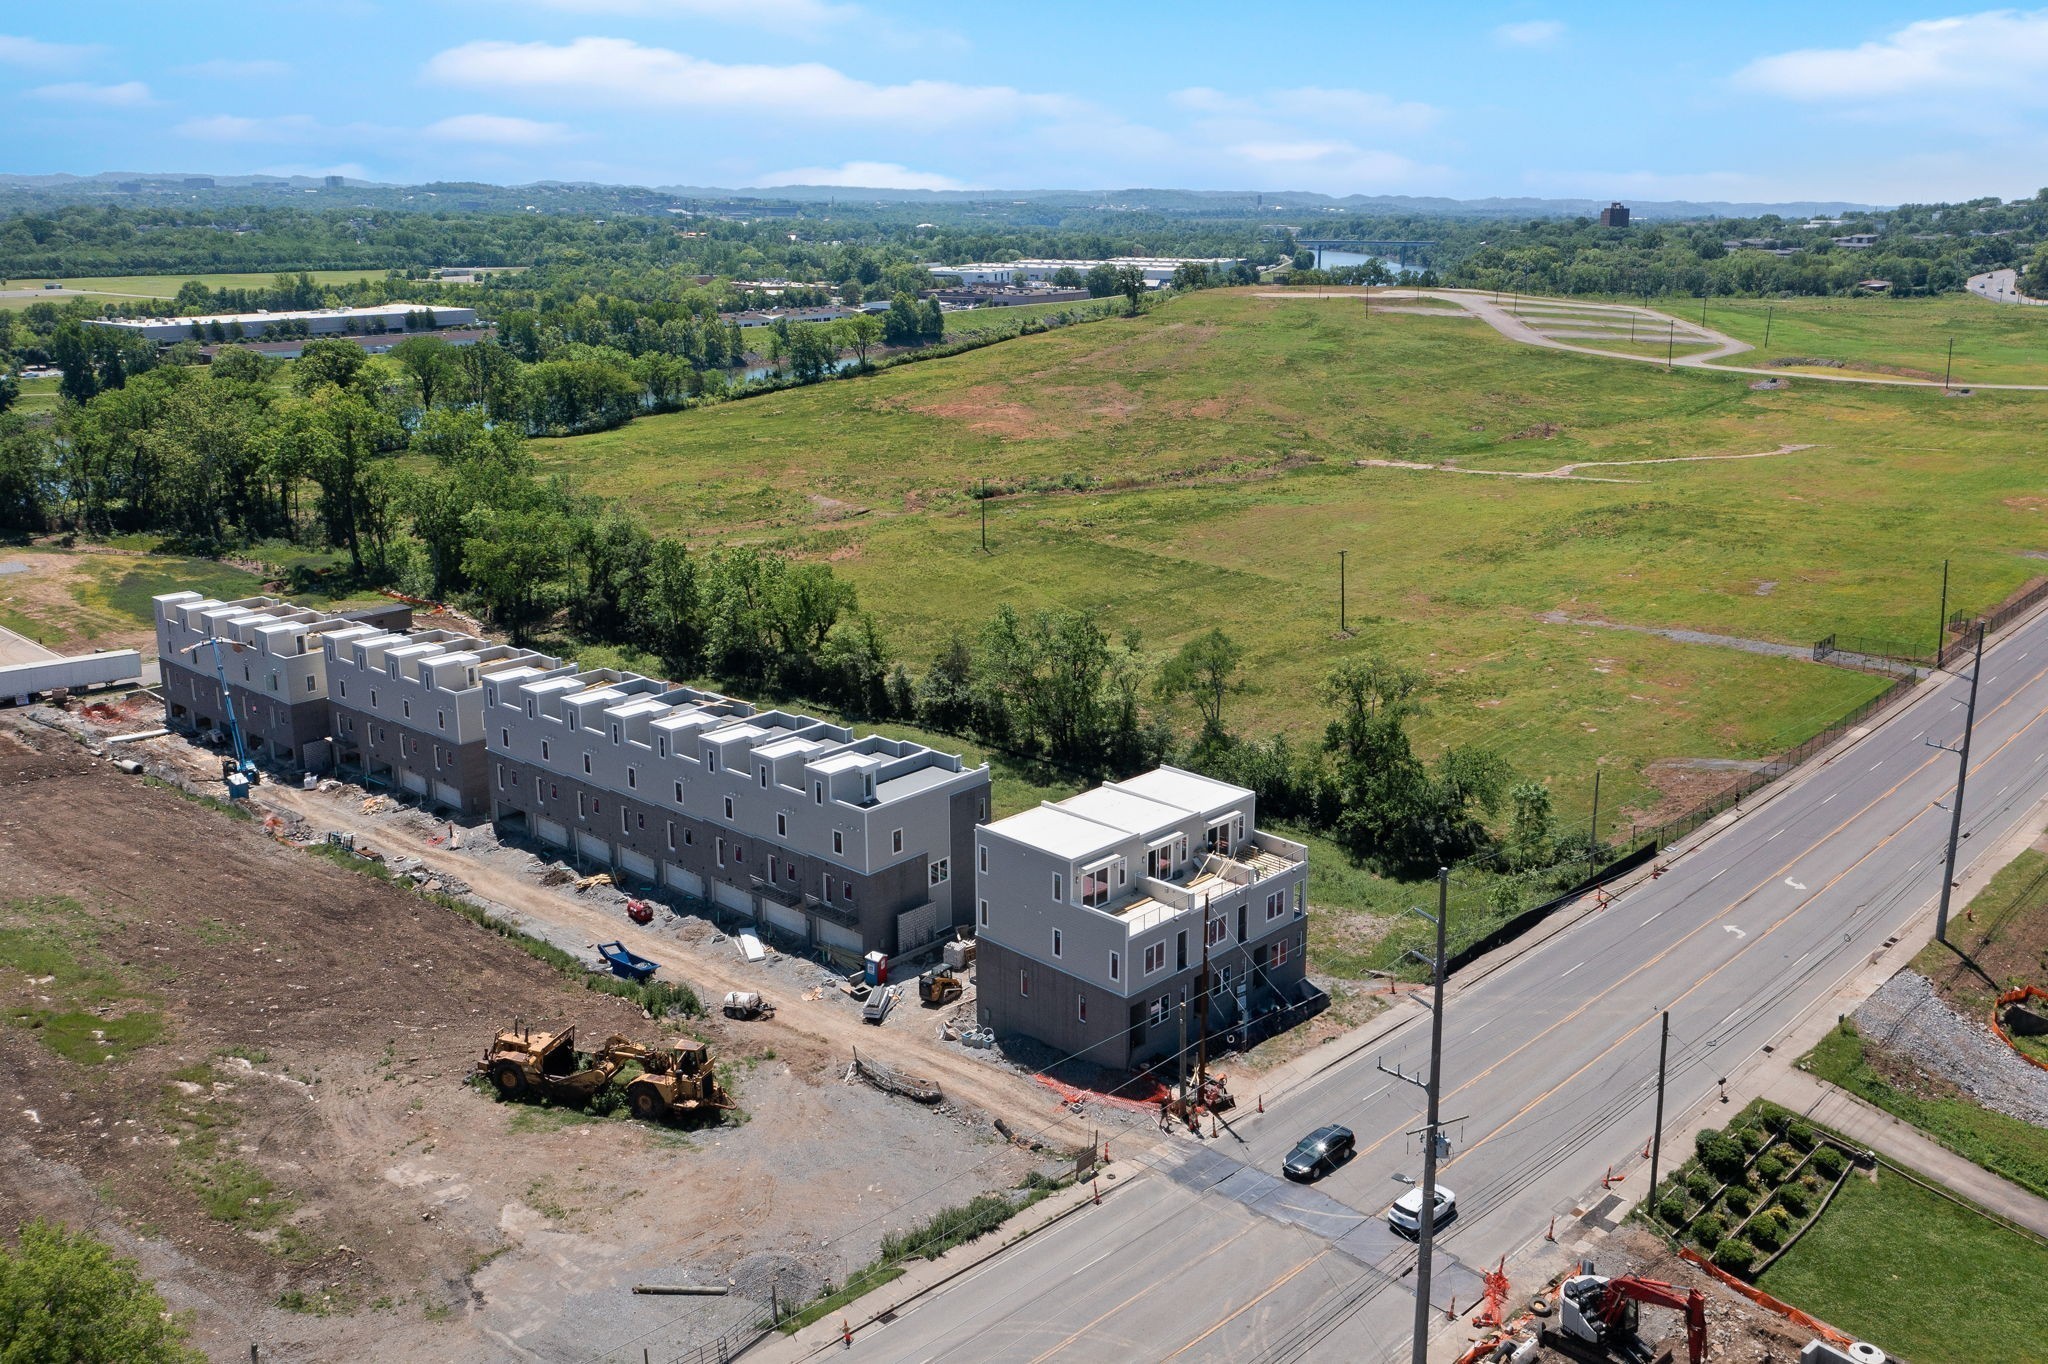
[
  {"x1": 785, "y1": 862, "x2": 796, "y2": 882},
  {"x1": 657, "y1": 736, "x2": 668, "y2": 758},
  {"x1": 759, "y1": 767, "x2": 768, "y2": 788},
  {"x1": 610, "y1": 724, "x2": 620, "y2": 744},
  {"x1": 592, "y1": 798, "x2": 601, "y2": 813},
  {"x1": 627, "y1": 766, "x2": 637, "y2": 789},
  {"x1": 339, "y1": 679, "x2": 347, "y2": 698},
  {"x1": 1052, "y1": 929, "x2": 1063, "y2": 959},
  {"x1": 724, "y1": 796, "x2": 734, "y2": 820},
  {"x1": 979, "y1": 798, "x2": 988, "y2": 821},
  {"x1": 550, "y1": 782, "x2": 559, "y2": 800},
  {"x1": 705, "y1": 749, "x2": 718, "y2": 772},
  {"x1": 1207, "y1": 821, "x2": 1230, "y2": 854},
  {"x1": 487, "y1": 686, "x2": 496, "y2": 706},
  {"x1": 716, "y1": 837, "x2": 727, "y2": 865},
  {"x1": 496, "y1": 763, "x2": 505, "y2": 791},
  {"x1": 1143, "y1": 943, "x2": 1166, "y2": 975},
  {"x1": 892, "y1": 829, "x2": 903, "y2": 855},
  {"x1": 833, "y1": 831, "x2": 843, "y2": 855},
  {"x1": 268, "y1": 675, "x2": 278, "y2": 692},
  {"x1": 979, "y1": 899, "x2": 989, "y2": 927},
  {"x1": 1266, "y1": 891, "x2": 1285, "y2": 922},
  {"x1": 685, "y1": 829, "x2": 694, "y2": 846},
  {"x1": 577, "y1": 792, "x2": 586, "y2": 817},
  {"x1": 1149, "y1": 996, "x2": 1169, "y2": 1026},
  {"x1": 637, "y1": 813, "x2": 646, "y2": 831},
  {"x1": 769, "y1": 855, "x2": 779, "y2": 881},
  {"x1": 1077, "y1": 994, "x2": 1088, "y2": 1024},
  {"x1": 402, "y1": 699, "x2": 411, "y2": 718},
  {"x1": 542, "y1": 740, "x2": 550, "y2": 761},
  {"x1": 568, "y1": 712, "x2": 577, "y2": 731},
  {"x1": 1206, "y1": 915, "x2": 1228, "y2": 947},
  {"x1": 1019, "y1": 969, "x2": 1030, "y2": 998},
  {"x1": 674, "y1": 781, "x2": 685, "y2": 805},
  {"x1": 734, "y1": 844, "x2": 744, "y2": 865},
  {"x1": 823, "y1": 874, "x2": 835, "y2": 900},
  {"x1": 1147, "y1": 843, "x2": 1175, "y2": 879},
  {"x1": 501, "y1": 728, "x2": 509, "y2": 748},
  {"x1": 1109, "y1": 952, "x2": 1121, "y2": 982},
  {"x1": 1053, "y1": 873, "x2": 1064, "y2": 903},
  {"x1": 777, "y1": 813, "x2": 788, "y2": 836},
  {"x1": 370, "y1": 688, "x2": 378, "y2": 707},
  {"x1": 437, "y1": 709, "x2": 446, "y2": 730},
  {"x1": 1080, "y1": 864, "x2": 1111, "y2": 909},
  {"x1": 583, "y1": 754, "x2": 591, "y2": 775},
  {"x1": 305, "y1": 675, "x2": 316, "y2": 693},
  {"x1": 666, "y1": 820, "x2": 676, "y2": 851},
  {"x1": 1271, "y1": 938, "x2": 1289, "y2": 968},
  {"x1": 814, "y1": 782, "x2": 824, "y2": 804},
  {"x1": 978, "y1": 845, "x2": 988, "y2": 874},
  {"x1": 620, "y1": 807, "x2": 630, "y2": 834},
  {"x1": 841, "y1": 882, "x2": 853, "y2": 903},
  {"x1": 929, "y1": 858, "x2": 950, "y2": 887},
  {"x1": 526, "y1": 698, "x2": 536, "y2": 718}
]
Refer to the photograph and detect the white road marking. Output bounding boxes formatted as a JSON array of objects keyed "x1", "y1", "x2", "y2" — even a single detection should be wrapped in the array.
[
  {"x1": 1723, "y1": 925, "x2": 1748, "y2": 939},
  {"x1": 1870, "y1": 759, "x2": 1885, "y2": 770},
  {"x1": 1911, "y1": 731, "x2": 1925, "y2": 741},
  {"x1": 1708, "y1": 867, "x2": 1728, "y2": 882},
  {"x1": 1560, "y1": 960, "x2": 1585, "y2": 979},
  {"x1": 1766, "y1": 828, "x2": 1785, "y2": 841},
  {"x1": 1639, "y1": 911, "x2": 1664, "y2": 927},
  {"x1": 1821, "y1": 792, "x2": 1838, "y2": 805},
  {"x1": 1784, "y1": 878, "x2": 1807, "y2": 890},
  {"x1": 1467, "y1": 1018, "x2": 1495, "y2": 1036}
]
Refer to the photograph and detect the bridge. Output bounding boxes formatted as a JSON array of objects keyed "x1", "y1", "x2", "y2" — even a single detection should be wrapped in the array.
[{"x1": 1294, "y1": 239, "x2": 1437, "y2": 268}]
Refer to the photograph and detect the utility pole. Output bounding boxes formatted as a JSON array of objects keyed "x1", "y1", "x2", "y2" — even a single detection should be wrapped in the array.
[
  {"x1": 1647, "y1": 1010, "x2": 1670, "y2": 1208},
  {"x1": 1944, "y1": 337, "x2": 1955, "y2": 394},
  {"x1": 1339, "y1": 549, "x2": 1348, "y2": 635},
  {"x1": 979, "y1": 487, "x2": 989, "y2": 554},
  {"x1": 1936, "y1": 558, "x2": 1951, "y2": 665},
  {"x1": 1933, "y1": 624, "x2": 1986, "y2": 944},
  {"x1": 1699, "y1": 291, "x2": 1708, "y2": 327},
  {"x1": 1762, "y1": 304, "x2": 1774, "y2": 350},
  {"x1": 1666, "y1": 320, "x2": 1675, "y2": 370},
  {"x1": 1196, "y1": 894, "x2": 1212, "y2": 1091},
  {"x1": 1588, "y1": 768, "x2": 1603, "y2": 864},
  {"x1": 1409, "y1": 868, "x2": 1450, "y2": 1364}
]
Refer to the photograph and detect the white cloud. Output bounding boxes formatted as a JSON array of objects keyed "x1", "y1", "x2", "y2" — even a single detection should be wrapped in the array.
[
  {"x1": 1736, "y1": 9, "x2": 2048, "y2": 100},
  {"x1": 174, "y1": 114, "x2": 281, "y2": 142},
  {"x1": 490, "y1": 0, "x2": 858, "y2": 27},
  {"x1": 425, "y1": 38, "x2": 1076, "y2": 125},
  {"x1": 755, "y1": 160, "x2": 971, "y2": 191},
  {"x1": 1493, "y1": 19, "x2": 1565, "y2": 48},
  {"x1": 425, "y1": 113, "x2": 573, "y2": 145},
  {"x1": 30, "y1": 80, "x2": 152, "y2": 107},
  {"x1": 0, "y1": 34, "x2": 96, "y2": 69},
  {"x1": 178, "y1": 58, "x2": 293, "y2": 79}
]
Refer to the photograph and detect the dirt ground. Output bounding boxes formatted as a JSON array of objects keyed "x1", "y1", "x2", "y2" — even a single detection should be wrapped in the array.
[
  {"x1": 1513, "y1": 1223, "x2": 1822, "y2": 1363},
  {"x1": 0, "y1": 709, "x2": 1065, "y2": 1363}
]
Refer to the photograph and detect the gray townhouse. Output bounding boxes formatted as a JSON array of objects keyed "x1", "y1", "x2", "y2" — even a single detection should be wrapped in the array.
[
  {"x1": 155, "y1": 591, "x2": 412, "y2": 771},
  {"x1": 483, "y1": 666, "x2": 992, "y2": 961},
  {"x1": 322, "y1": 624, "x2": 560, "y2": 815},
  {"x1": 973, "y1": 766, "x2": 1310, "y2": 1073}
]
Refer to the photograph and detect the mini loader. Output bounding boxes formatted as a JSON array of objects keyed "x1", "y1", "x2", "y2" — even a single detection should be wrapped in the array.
[
  {"x1": 917, "y1": 965, "x2": 963, "y2": 1007},
  {"x1": 605, "y1": 1037, "x2": 736, "y2": 1123},
  {"x1": 477, "y1": 1024, "x2": 627, "y2": 1105}
]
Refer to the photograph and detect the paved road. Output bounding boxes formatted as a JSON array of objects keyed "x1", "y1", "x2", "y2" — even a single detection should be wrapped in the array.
[
  {"x1": 1967, "y1": 269, "x2": 2047, "y2": 307},
  {"x1": 821, "y1": 602, "x2": 2048, "y2": 1363}
]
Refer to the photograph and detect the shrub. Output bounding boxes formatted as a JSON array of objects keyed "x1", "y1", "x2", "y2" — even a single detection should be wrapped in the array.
[
  {"x1": 1723, "y1": 1185, "x2": 1755, "y2": 1216},
  {"x1": 1689, "y1": 1212, "x2": 1725, "y2": 1247},
  {"x1": 1748, "y1": 1208, "x2": 1792, "y2": 1251},
  {"x1": 1812, "y1": 1145, "x2": 1847, "y2": 1179},
  {"x1": 880, "y1": 1194, "x2": 1017, "y2": 1263},
  {"x1": 1755, "y1": 1152, "x2": 1788, "y2": 1184},
  {"x1": 1778, "y1": 1183, "x2": 1811, "y2": 1218},
  {"x1": 1737, "y1": 1125, "x2": 1771, "y2": 1156},
  {"x1": 1786, "y1": 1121, "x2": 1817, "y2": 1152},
  {"x1": 1658, "y1": 1193, "x2": 1688, "y2": 1227},
  {"x1": 1712, "y1": 1236, "x2": 1756, "y2": 1274},
  {"x1": 1695, "y1": 1130, "x2": 1746, "y2": 1182},
  {"x1": 1685, "y1": 1168, "x2": 1715, "y2": 1200}
]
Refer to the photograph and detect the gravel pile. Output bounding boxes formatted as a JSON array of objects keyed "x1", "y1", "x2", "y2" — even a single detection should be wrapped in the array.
[{"x1": 1853, "y1": 970, "x2": 2048, "y2": 1126}]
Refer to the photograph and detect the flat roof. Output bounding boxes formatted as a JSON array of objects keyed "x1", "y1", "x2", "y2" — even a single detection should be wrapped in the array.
[
  {"x1": 1058, "y1": 786, "x2": 1188, "y2": 838},
  {"x1": 1109, "y1": 767, "x2": 1248, "y2": 817},
  {"x1": 874, "y1": 764, "x2": 961, "y2": 803},
  {"x1": 985, "y1": 805, "x2": 1124, "y2": 860},
  {"x1": 92, "y1": 303, "x2": 471, "y2": 328}
]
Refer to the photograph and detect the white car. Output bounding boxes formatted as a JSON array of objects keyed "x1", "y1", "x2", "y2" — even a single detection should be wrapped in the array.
[{"x1": 1387, "y1": 1184, "x2": 1456, "y2": 1236}]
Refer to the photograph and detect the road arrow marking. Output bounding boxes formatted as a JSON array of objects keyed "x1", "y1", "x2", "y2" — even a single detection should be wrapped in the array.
[
  {"x1": 1722, "y1": 925, "x2": 1748, "y2": 939},
  {"x1": 1784, "y1": 878, "x2": 1807, "y2": 890}
]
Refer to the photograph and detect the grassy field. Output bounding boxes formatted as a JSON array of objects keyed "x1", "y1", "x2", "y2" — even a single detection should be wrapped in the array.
[
  {"x1": 534, "y1": 287, "x2": 2048, "y2": 843},
  {"x1": 1700, "y1": 293, "x2": 2048, "y2": 385},
  {"x1": 1803, "y1": 1019, "x2": 2048, "y2": 1199},
  {"x1": 1755, "y1": 1167, "x2": 2048, "y2": 1363},
  {"x1": 941, "y1": 298, "x2": 1116, "y2": 338},
  {"x1": 0, "y1": 268, "x2": 393, "y2": 305}
]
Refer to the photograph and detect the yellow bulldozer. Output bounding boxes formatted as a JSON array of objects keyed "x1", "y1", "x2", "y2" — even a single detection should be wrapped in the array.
[
  {"x1": 477, "y1": 1024, "x2": 629, "y2": 1105},
  {"x1": 918, "y1": 965, "x2": 964, "y2": 1007},
  {"x1": 605, "y1": 1037, "x2": 736, "y2": 1123}
]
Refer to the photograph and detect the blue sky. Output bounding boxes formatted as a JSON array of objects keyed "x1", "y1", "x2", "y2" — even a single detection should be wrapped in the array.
[{"x1": 4, "y1": 3, "x2": 2047, "y2": 202}]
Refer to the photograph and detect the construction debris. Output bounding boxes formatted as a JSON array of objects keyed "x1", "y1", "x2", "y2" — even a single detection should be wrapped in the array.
[{"x1": 574, "y1": 873, "x2": 614, "y2": 891}]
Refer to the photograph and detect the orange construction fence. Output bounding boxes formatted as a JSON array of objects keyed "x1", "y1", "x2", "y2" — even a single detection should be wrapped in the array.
[
  {"x1": 1991, "y1": 986, "x2": 2048, "y2": 1074},
  {"x1": 1677, "y1": 1248, "x2": 1852, "y2": 1346}
]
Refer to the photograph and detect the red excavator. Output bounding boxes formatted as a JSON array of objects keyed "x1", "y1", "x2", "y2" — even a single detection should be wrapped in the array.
[{"x1": 1543, "y1": 1271, "x2": 1706, "y2": 1364}]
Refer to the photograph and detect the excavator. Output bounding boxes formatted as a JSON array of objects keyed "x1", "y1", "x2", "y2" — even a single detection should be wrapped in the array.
[{"x1": 1542, "y1": 1270, "x2": 1707, "y2": 1364}]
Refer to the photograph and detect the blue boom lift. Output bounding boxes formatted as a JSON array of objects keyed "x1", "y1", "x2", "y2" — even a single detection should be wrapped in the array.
[{"x1": 186, "y1": 636, "x2": 260, "y2": 798}]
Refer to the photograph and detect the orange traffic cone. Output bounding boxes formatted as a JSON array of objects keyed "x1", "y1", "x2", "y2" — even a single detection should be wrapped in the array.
[{"x1": 1544, "y1": 1216, "x2": 1556, "y2": 1242}]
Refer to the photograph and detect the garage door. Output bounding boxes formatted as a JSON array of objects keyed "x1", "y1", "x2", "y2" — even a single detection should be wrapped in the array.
[
  {"x1": 712, "y1": 880, "x2": 752, "y2": 914},
  {"x1": 759, "y1": 898, "x2": 806, "y2": 937},
  {"x1": 535, "y1": 817, "x2": 569, "y2": 848},
  {"x1": 433, "y1": 780, "x2": 463, "y2": 810},
  {"x1": 617, "y1": 847, "x2": 655, "y2": 881},
  {"x1": 663, "y1": 863, "x2": 704, "y2": 899},
  {"x1": 816, "y1": 919, "x2": 863, "y2": 954},
  {"x1": 576, "y1": 831, "x2": 610, "y2": 863},
  {"x1": 400, "y1": 769, "x2": 429, "y2": 795}
]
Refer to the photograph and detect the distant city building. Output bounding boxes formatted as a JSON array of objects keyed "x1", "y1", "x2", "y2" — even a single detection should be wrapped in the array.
[
  {"x1": 1856, "y1": 279, "x2": 1893, "y2": 293},
  {"x1": 86, "y1": 304, "x2": 479, "y2": 347},
  {"x1": 323, "y1": 175, "x2": 345, "y2": 189},
  {"x1": 929, "y1": 257, "x2": 1243, "y2": 288},
  {"x1": 1832, "y1": 234, "x2": 1879, "y2": 249},
  {"x1": 924, "y1": 286, "x2": 1092, "y2": 309},
  {"x1": 1599, "y1": 202, "x2": 1630, "y2": 228}
]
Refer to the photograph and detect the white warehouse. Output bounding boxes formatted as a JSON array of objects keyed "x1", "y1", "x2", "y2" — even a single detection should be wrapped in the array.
[{"x1": 88, "y1": 304, "x2": 480, "y2": 346}]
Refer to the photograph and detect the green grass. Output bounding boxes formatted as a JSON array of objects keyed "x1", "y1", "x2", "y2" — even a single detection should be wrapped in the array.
[
  {"x1": 941, "y1": 298, "x2": 1117, "y2": 337},
  {"x1": 1756, "y1": 1168, "x2": 2048, "y2": 1363},
  {"x1": 1912, "y1": 848, "x2": 2048, "y2": 1016},
  {"x1": 0, "y1": 898, "x2": 164, "y2": 1065},
  {"x1": 0, "y1": 268, "x2": 392, "y2": 305},
  {"x1": 0, "y1": 546, "x2": 268, "y2": 650},
  {"x1": 1701, "y1": 294, "x2": 2048, "y2": 385},
  {"x1": 1803, "y1": 1021, "x2": 2048, "y2": 1199}
]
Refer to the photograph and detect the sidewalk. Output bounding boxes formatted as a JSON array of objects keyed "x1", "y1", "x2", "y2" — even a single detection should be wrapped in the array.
[{"x1": 1761, "y1": 1069, "x2": 2048, "y2": 1240}]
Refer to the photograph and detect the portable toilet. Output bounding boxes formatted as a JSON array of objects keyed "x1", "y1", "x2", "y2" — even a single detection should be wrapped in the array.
[{"x1": 864, "y1": 950, "x2": 889, "y2": 986}]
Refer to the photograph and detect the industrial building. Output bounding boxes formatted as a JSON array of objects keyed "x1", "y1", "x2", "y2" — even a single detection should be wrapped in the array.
[
  {"x1": 88, "y1": 304, "x2": 479, "y2": 347},
  {"x1": 1599, "y1": 202, "x2": 1630, "y2": 228},
  {"x1": 973, "y1": 767, "x2": 1311, "y2": 1072},
  {"x1": 929, "y1": 257, "x2": 1243, "y2": 287},
  {"x1": 152, "y1": 591, "x2": 990, "y2": 958}
]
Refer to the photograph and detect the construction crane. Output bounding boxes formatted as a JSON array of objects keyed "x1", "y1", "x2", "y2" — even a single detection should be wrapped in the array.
[
  {"x1": 1545, "y1": 1271, "x2": 1707, "y2": 1364},
  {"x1": 185, "y1": 636, "x2": 259, "y2": 798}
]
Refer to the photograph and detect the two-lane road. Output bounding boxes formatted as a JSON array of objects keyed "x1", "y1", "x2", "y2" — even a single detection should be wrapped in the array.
[{"x1": 824, "y1": 606, "x2": 2048, "y2": 1363}]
